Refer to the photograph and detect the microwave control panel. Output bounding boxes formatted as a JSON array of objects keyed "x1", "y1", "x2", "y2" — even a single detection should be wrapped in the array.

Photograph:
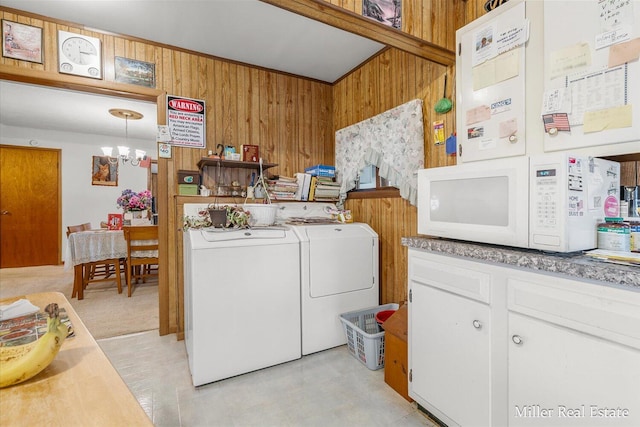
[
  {"x1": 533, "y1": 167, "x2": 560, "y2": 229},
  {"x1": 532, "y1": 157, "x2": 584, "y2": 230}
]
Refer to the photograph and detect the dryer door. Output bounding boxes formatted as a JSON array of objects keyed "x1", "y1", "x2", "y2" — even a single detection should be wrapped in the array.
[{"x1": 306, "y1": 225, "x2": 376, "y2": 298}]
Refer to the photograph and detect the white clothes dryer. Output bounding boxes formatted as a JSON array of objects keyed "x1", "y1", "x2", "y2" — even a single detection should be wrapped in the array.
[{"x1": 276, "y1": 203, "x2": 379, "y2": 355}]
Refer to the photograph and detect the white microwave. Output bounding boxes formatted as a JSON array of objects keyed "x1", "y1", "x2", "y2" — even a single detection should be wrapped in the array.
[{"x1": 417, "y1": 153, "x2": 620, "y2": 252}]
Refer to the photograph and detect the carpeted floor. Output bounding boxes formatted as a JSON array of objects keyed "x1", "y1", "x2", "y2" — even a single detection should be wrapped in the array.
[{"x1": 0, "y1": 265, "x2": 158, "y2": 339}]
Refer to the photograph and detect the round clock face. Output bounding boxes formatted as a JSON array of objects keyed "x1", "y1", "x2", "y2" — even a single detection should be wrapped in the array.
[{"x1": 61, "y1": 37, "x2": 98, "y2": 65}]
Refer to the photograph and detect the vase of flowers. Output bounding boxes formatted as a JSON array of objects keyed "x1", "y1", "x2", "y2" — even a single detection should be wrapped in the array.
[{"x1": 117, "y1": 189, "x2": 153, "y2": 225}]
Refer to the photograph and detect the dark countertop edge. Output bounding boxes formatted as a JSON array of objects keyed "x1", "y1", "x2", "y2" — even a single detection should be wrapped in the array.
[{"x1": 402, "y1": 236, "x2": 640, "y2": 289}]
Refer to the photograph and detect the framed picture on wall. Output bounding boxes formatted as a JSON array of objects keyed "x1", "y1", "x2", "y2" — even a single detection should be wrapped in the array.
[
  {"x1": 2, "y1": 20, "x2": 43, "y2": 63},
  {"x1": 362, "y1": 0, "x2": 401, "y2": 29},
  {"x1": 114, "y1": 56, "x2": 156, "y2": 88},
  {"x1": 92, "y1": 156, "x2": 118, "y2": 186}
]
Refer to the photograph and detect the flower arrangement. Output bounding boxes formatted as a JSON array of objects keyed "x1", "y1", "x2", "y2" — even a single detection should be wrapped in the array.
[{"x1": 117, "y1": 189, "x2": 153, "y2": 212}]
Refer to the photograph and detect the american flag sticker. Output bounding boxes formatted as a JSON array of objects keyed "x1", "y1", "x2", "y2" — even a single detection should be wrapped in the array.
[{"x1": 542, "y1": 113, "x2": 570, "y2": 133}]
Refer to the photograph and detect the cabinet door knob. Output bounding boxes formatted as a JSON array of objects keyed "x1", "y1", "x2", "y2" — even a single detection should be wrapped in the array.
[
  {"x1": 472, "y1": 320, "x2": 482, "y2": 329},
  {"x1": 512, "y1": 335, "x2": 523, "y2": 345}
]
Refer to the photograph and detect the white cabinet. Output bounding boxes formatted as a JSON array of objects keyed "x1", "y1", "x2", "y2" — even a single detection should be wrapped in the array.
[
  {"x1": 408, "y1": 248, "x2": 640, "y2": 426},
  {"x1": 508, "y1": 312, "x2": 640, "y2": 426},
  {"x1": 455, "y1": 0, "x2": 544, "y2": 162},
  {"x1": 408, "y1": 251, "x2": 493, "y2": 427},
  {"x1": 507, "y1": 272, "x2": 640, "y2": 426}
]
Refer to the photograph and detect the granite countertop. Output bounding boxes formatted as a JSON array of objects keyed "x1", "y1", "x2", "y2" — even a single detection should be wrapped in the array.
[{"x1": 402, "y1": 236, "x2": 640, "y2": 289}]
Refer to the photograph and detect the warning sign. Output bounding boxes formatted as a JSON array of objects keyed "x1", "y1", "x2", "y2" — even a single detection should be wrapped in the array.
[{"x1": 167, "y1": 95, "x2": 206, "y2": 148}]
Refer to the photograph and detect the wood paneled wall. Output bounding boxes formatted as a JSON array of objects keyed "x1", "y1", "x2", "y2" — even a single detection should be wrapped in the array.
[
  {"x1": 0, "y1": 1, "x2": 488, "y2": 333},
  {"x1": 334, "y1": 47, "x2": 457, "y2": 304},
  {"x1": 323, "y1": 0, "x2": 484, "y2": 50}
]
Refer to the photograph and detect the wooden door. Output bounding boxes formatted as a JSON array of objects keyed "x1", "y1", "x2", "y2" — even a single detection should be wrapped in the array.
[{"x1": 0, "y1": 145, "x2": 61, "y2": 267}]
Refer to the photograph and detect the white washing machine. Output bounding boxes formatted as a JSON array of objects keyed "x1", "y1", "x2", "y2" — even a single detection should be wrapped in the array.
[
  {"x1": 276, "y1": 203, "x2": 380, "y2": 355},
  {"x1": 183, "y1": 224, "x2": 301, "y2": 386}
]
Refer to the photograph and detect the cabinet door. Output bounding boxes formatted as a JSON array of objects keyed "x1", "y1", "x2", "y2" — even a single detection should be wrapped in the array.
[
  {"x1": 509, "y1": 312, "x2": 640, "y2": 426},
  {"x1": 410, "y1": 281, "x2": 491, "y2": 427},
  {"x1": 455, "y1": 0, "x2": 527, "y2": 163}
]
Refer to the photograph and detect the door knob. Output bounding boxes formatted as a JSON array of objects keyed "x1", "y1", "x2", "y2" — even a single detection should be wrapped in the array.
[
  {"x1": 1, "y1": 210, "x2": 10, "y2": 215},
  {"x1": 472, "y1": 320, "x2": 482, "y2": 329},
  {"x1": 512, "y1": 335, "x2": 523, "y2": 345}
]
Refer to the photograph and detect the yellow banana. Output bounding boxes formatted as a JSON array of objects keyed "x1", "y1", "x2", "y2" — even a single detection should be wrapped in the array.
[{"x1": 0, "y1": 303, "x2": 69, "y2": 388}]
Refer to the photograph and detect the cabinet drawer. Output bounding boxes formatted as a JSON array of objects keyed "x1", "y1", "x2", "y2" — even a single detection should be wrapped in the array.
[
  {"x1": 409, "y1": 251, "x2": 491, "y2": 304},
  {"x1": 508, "y1": 275, "x2": 640, "y2": 349}
]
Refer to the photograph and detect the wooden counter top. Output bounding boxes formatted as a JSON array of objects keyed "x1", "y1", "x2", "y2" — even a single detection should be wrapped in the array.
[{"x1": 0, "y1": 292, "x2": 152, "y2": 427}]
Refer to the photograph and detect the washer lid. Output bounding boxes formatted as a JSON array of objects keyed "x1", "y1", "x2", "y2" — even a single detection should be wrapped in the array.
[{"x1": 198, "y1": 226, "x2": 290, "y2": 242}]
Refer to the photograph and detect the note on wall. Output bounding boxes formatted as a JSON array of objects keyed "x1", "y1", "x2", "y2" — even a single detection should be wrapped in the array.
[
  {"x1": 598, "y1": 0, "x2": 635, "y2": 32},
  {"x1": 499, "y1": 118, "x2": 518, "y2": 138},
  {"x1": 583, "y1": 105, "x2": 633, "y2": 133},
  {"x1": 595, "y1": 0, "x2": 634, "y2": 49},
  {"x1": 473, "y1": 49, "x2": 520, "y2": 91},
  {"x1": 609, "y1": 38, "x2": 640, "y2": 67},
  {"x1": 495, "y1": 20, "x2": 530, "y2": 55},
  {"x1": 567, "y1": 65, "x2": 627, "y2": 125},
  {"x1": 549, "y1": 42, "x2": 591, "y2": 80},
  {"x1": 472, "y1": 24, "x2": 497, "y2": 66},
  {"x1": 466, "y1": 105, "x2": 492, "y2": 125}
]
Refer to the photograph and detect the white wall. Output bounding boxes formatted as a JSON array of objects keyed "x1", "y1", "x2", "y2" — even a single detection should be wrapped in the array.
[{"x1": 1, "y1": 124, "x2": 156, "y2": 260}]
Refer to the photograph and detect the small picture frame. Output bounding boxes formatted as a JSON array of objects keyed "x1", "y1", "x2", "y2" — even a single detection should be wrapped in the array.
[
  {"x1": 114, "y1": 56, "x2": 156, "y2": 88},
  {"x1": 362, "y1": 0, "x2": 402, "y2": 29},
  {"x1": 2, "y1": 20, "x2": 43, "y2": 63},
  {"x1": 107, "y1": 213, "x2": 123, "y2": 230},
  {"x1": 92, "y1": 156, "x2": 118, "y2": 186}
]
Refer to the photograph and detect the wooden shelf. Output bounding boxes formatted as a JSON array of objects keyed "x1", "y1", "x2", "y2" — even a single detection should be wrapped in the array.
[{"x1": 197, "y1": 158, "x2": 277, "y2": 171}]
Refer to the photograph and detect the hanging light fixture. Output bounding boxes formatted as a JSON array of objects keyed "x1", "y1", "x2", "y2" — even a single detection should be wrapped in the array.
[{"x1": 101, "y1": 108, "x2": 146, "y2": 166}]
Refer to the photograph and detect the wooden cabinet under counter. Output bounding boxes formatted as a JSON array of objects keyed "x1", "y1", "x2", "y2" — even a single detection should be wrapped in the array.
[{"x1": 0, "y1": 292, "x2": 152, "y2": 426}]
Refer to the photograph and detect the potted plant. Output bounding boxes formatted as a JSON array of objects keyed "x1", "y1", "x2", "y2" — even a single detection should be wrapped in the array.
[{"x1": 117, "y1": 189, "x2": 153, "y2": 225}]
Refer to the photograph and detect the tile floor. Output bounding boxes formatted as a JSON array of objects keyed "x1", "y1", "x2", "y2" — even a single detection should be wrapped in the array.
[{"x1": 98, "y1": 330, "x2": 438, "y2": 427}]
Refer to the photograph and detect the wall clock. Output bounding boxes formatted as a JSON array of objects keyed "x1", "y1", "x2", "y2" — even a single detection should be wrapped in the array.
[{"x1": 57, "y1": 30, "x2": 102, "y2": 79}]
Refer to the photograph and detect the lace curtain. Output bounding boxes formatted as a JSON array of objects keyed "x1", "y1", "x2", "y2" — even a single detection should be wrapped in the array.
[{"x1": 335, "y1": 99, "x2": 425, "y2": 206}]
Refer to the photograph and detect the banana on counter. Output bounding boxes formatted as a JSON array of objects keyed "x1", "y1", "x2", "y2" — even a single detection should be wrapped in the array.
[{"x1": 0, "y1": 303, "x2": 70, "y2": 388}]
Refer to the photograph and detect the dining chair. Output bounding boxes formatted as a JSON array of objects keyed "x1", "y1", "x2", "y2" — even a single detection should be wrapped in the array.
[
  {"x1": 123, "y1": 225, "x2": 159, "y2": 297},
  {"x1": 66, "y1": 223, "x2": 123, "y2": 295}
]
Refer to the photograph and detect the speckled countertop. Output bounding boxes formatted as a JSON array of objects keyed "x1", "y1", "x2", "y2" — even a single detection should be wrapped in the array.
[{"x1": 402, "y1": 236, "x2": 640, "y2": 289}]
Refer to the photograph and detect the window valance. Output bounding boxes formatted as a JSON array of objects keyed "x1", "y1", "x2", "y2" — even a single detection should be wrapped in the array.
[{"x1": 335, "y1": 99, "x2": 425, "y2": 206}]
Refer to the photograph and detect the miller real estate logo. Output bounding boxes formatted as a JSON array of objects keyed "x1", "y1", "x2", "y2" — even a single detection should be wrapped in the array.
[{"x1": 514, "y1": 404, "x2": 630, "y2": 420}]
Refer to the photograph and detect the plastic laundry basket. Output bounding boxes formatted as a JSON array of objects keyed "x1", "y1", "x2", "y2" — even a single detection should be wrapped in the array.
[{"x1": 339, "y1": 303, "x2": 399, "y2": 370}]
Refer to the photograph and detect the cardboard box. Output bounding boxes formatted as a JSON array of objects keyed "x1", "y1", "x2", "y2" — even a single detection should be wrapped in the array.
[
  {"x1": 177, "y1": 170, "x2": 200, "y2": 185},
  {"x1": 178, "y1": 184, "x2": 198, "y2": 195},
  {"x1": 381, "y1": 304, "x2": 413, "y2": 402},
  {"x1": 305, "y1": 164, "x2": 335, "y2": 177}
]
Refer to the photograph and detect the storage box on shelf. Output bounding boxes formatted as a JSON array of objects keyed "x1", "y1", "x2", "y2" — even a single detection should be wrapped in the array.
[
  {"x1": 178, "y1": 184, "x2": 198, "y2": 195},
  {"x1": 177, "y1": 170, "x2": 200, "y2": 185},
  {"x1": 305, "y1": 164, "x2": 335, "y2": 177}
]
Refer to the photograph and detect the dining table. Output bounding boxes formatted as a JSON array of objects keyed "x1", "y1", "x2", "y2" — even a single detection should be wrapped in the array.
[
  {"x1": 66, "y1": 227, "x2": 160, "y2": 300},
  {"x1": 65, "y1": 229, "x2": 127, "y2": 300},
  {"x1": 0, "y1": 291, "x2": 153, "y2": 426}
]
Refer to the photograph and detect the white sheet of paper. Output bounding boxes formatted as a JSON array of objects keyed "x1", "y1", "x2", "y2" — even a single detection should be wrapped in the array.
[
  {"x1": 473, "y1": 50, "x2": 520, "y2": 91},
  {"x1": 567, "y1": 65, "x2": 626, "y2": 126},
  {"x1": 549, "y1": 42, "x2": 591, "y2": 80}
]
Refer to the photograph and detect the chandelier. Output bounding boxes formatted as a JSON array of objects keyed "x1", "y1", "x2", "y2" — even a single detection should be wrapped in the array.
[{"x1": 102, "y1": 108, "x2": 146, "y2": 166}]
